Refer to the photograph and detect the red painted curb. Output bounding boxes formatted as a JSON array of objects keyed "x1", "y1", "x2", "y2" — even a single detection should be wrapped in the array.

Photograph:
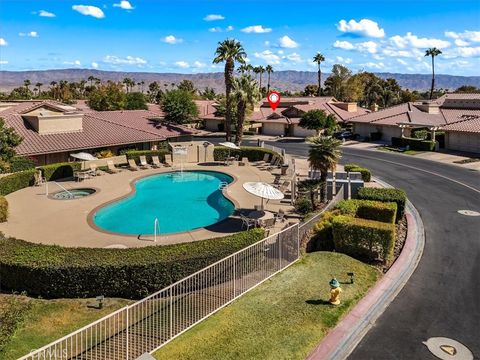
[{"x1": 306, "y1": 211, "x2": 418, "y2": 360}]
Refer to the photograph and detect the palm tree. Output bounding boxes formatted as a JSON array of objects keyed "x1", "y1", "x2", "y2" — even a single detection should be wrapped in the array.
[
  {"x1": 308, "y1": 137, "x2": 341, "y2": 202},
  {"x1": 24, "y1": 79, "x2": 31, "y2": 91},
  {"x1": 231, "y1": 75, "x2": 261, "y2": 145},
  {"x1": 265, "y1": 65, "x2": 274, "y2": 93},
  {"x1": 257, "y1": 66, "x2": 265, "y2": 92},
  {"x1": 35, "y1": 82, "x2": 43, "y2": 97},
  {"x1": 313, "y1": 53, "x2": 325, "y2": 96},
  {"x1": 238, "y1": 64, "x2": 249, "y2": 74},
  {"x1": 88, "y1": 75, "x2": 96, "y2": 87},
  {"x1": 425, "y1": 48, "x2": 442, "y2": 100},
  {"x1": 213, "y1": 39, "x2": 247, "y2": 142}
]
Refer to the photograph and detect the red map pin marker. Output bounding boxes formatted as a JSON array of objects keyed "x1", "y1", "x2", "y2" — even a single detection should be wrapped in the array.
[{"x1": 267, "y1": 91, "x2": 281, "y2": 111}]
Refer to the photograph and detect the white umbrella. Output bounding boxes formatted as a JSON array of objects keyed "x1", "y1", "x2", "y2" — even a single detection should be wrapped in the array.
[
  {"x1": 243, "y1": 182, "x2": 285, "y2": 210},
  {"x1": 219, "y1": 142, "x2": 240, "y2": 163},
  {"x1": 70, "y1": 152, "x2": 98, "y2": 161}
]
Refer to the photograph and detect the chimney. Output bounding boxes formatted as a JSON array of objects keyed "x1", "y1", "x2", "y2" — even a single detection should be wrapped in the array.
[
  {"x1": 416, "y1": 101, "x2": 440, "y2": 114},
  {"x1": 334, "y1": 102, "x2": 358, "y2": 112},
  {"x1": 370, "y1": 103, "x2": 379, "y2": 112}
]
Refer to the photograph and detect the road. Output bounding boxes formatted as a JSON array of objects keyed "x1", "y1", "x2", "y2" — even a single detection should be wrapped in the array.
[{"x1": 198, "y1": 136, "x2": 480, "y2": 359}]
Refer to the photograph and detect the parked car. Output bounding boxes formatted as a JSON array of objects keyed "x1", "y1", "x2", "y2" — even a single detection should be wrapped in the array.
[{"x1": 333, "y1": 131, "x2": 357, "y2": 140}]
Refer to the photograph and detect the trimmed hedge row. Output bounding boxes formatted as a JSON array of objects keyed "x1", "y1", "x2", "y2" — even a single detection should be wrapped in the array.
[
  {"x1": 39, "y1": 162, "x2": 82, "y2": 181},
  {"x1": 309, "y1": 210, "x2": 340, "y2": 252},
  {"x1": 214, "y1": 146, "x2": 282, "y2": 163},
  {"x1": 9, "y1": 156, "x2": 36, "y2": 173},
  {"x1": 0, "y1": 196, "x2": 8, "y2": 222},
  {"x1": 332, "y1": 215, "x2": 395, "y2": 263},
  {"x1": 358, "y1": 187, "x2": 406, "y2": 222},
  {"x1": 0, "y1": 229, "x2": 265, "y2": 299},
  {"x1": 336, "y1": 199, "x2": 397, "y2": 224},
  {"x1": 122, "y1": 150, "x2": 170, "y2": 162},
  {"x1": 391, "y1": 137, "x2": 436, "y2": 151},
  {"x1": 0, "y1": 170, "x2": 36, "y2": 196},
  {"x1": 344, "y1": 163, "x2": 372, "y2": 182}
]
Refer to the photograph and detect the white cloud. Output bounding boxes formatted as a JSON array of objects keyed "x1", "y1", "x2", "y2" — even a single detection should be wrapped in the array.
[
  {"x1": 39, "y1": 10, "x2": 56, "y2": 17},
  {"x1": 336, "y1": 56, "x2": 352, "y2": 64},
  {"x1": 208, "y1": 25, "x2": 233, "y2": 32},
  {"x1": 72, "y1": 5, "x2": 105, "y2": 19},
  {"x1": 333, "y1": 40, "x2": 354, "y2": 50},
  {"x1": 193, "y1": 61, "x2": 206, "y2": 68},
  {"x1": 0, "y1": 38, "x2": 7, "y2": 46},
  {"x1": 285, "y1": 52, "x2": 302, "y2": 63},
  {"x1": 204, "y1": 14, "x2": 224, "y2": 21},
  {"x1": 103, "y1": 55, "x2": 147, "y2": 65},
  {"x1": 175, "y1": 61, "x2": 190, "y2": 68},
  {"x1": 397, "y1": 59, "x2": 408, "y2": 65},
  {"x1": 445, "y1": 30, "x2": 480, "y2": 43},
  {"x1": 63, "y1": 60, "x2": 81, "y2": 66},
  {"x1": 382, "y1": 47, "x2": 423, "y2": 58},
  {"x1": 241, "y1": 25, "x2": 272, "y2": 34},
  {"x1": 253, "y1": 50, "x2": 281, "y2": 64},
  {"x1": 226, "y1": 25, "x2": 234, "y2": 32},
  {"x1": 278, "y1": 35, "x2": 299, "y2": 48},
  {"x1": 454, "y1": 39, "x2": 470, "y2": 47},
  {"x1": 389, "y1": 32, "x2": 450, "y2": 49},
  {"x1": 113, "y1": 1, "x2": 134, "y2": 10},
  {"x1": 264, "y1": 41, "x2": 270, "y2": 46},
  {"x1": 337, "y1": 19, "x2": 385, "y2": 38},
  {"x1": 162, "y1": 35, "x2": 183, "y2": 44},
  {"x1": 0, "y1": 60, "x2": 8, "y2": 64},
  {"x1": 363, "y1": 62, "x2": 385, "y2": 69},
  {"x1": 91, "y1": 62, "x2": 99, "y2": 68},
  {"x1": 444, "y1": 46, "x2": 480, "y2": 58},
  {"x1": 19, "y1": 31, "x2": 39, "y2": 37}
]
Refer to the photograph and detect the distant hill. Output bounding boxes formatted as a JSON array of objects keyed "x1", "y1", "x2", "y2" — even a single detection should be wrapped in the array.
[{"x1": 1, "y1": 69, "x2": 479, "y2": 92}]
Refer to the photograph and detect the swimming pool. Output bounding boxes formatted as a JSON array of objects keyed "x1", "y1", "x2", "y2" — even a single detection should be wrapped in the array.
[{"x1": 93, "y1": 171, "x2": 235, "y2": 235}]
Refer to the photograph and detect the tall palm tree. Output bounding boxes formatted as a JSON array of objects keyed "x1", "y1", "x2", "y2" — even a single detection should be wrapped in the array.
[
  {"x1": 87, "y1": 75, "x2": 96, "y2": 87},
  {"x1": 257, "y1": 66, "x2": 265, "y2": 92},
  {"x1": 425, "y1": 48, "x2": 442, "y2": 100},
  {"x1": 231, "y1": 75, "x2": 261, "y2": 145},
  {"x1": 35, "y1": 82, "x2": 43, "y2": 97},
  {"x1": 238, "y1": 64, "x2": 249, "y2": 74},
  {"x1": 265, "y1": 65, "x2": 274, "y2": 93},
  {"x1": 24, "y1": 79, "x2": 31, "y2": 91},
  {"x1": 308, "y1": 137, "x2": 341, "y2": 202},
  {"x1": 213, "y1": 39, "x2": 247, "y2": 142},
  {"x1": 313, "y1": 53, "x2": 325, "y2": 96}
]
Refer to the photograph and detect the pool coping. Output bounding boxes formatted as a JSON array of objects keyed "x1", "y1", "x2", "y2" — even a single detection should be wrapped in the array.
[{"x1": 86, "y1": 169, "x2": 242, "y2": 239}]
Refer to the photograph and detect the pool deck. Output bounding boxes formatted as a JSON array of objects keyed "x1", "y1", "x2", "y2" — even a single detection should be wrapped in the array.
[{"x1": 0, "y1": 162, "x2": 296, "y2": 248}]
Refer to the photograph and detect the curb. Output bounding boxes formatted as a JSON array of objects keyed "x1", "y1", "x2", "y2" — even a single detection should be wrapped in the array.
[{"x1": 306, "y1": 177, "x2": 426, "y2": 360}]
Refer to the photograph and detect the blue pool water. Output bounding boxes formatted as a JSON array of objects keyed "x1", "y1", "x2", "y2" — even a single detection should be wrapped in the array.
[{"x1": 93, "y1": 171, "x2": 235, "y2": 235}]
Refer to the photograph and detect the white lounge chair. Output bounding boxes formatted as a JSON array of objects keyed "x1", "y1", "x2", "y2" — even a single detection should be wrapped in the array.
[
  {"x1": 128, "y1": 159, "x2": 140, "y2": 171},
  {"x1": 151, "y1": 156, "x2": 162, "y2": 168},
  {"x1": 106, "y1": 160, "x2": 120, "y2": 173},
  {"x1": 240, "y1": 214, "x2": 256, "y2": 230},
  {"x1": 139, "y1": 156, "x2": 150, "y2": 169}
]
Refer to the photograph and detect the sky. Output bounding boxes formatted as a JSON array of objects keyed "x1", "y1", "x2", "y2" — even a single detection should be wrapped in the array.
[{"x1": 0, "y1": 0, "x2": 479, "y2": 75}]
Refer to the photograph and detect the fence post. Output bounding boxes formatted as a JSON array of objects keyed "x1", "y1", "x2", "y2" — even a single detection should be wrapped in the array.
[
  {"x1": 279, "y1": 233, "x2": 282, "y2": 269},
  {"x1": 169, "y1": 287, "x2": 173, "y2": 340},
  {"x1": 126, "y1": 306, "x2": 129, "y2": 360},
  {"x1": 233, "y1": 254, "x2": 236, "y2": 298}
]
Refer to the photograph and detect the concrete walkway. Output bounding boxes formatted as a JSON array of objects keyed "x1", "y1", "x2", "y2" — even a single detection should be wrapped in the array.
[{"x1": 0, "y1": 163, "x2": 295, "y2": 248}]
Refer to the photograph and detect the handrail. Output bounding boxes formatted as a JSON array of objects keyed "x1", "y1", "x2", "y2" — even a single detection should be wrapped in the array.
[
  {"x1": 45, "y1": 181, "x2": 74, "y2": 198},
  {"x1": 154, "y1": 218, "x2": 160, "y2": 242}
]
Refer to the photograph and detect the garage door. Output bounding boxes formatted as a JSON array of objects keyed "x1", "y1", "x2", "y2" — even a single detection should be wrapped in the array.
[{"x1": 447, "y1": 132, "x2": 480, "y2": 154}]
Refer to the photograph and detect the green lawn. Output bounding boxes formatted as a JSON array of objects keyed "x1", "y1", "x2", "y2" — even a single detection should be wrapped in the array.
[
  {"x1": 0, "y1": 295, "x2": 132, "y2": 360},
  {"x1": 377, "y1": 147, "x2": 423, "y2": 155},
  {"x1": 154, "y1": 252, "x2": 379, "y2": 360}
]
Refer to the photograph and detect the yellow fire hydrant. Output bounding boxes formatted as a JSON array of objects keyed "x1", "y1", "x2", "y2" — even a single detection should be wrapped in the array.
[{"x1": 329, "y1": 278, "x2": 342, "y2": 305}]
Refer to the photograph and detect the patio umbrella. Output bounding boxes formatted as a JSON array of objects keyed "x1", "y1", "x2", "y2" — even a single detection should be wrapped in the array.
[
  {"x1": 219, "y1": 142, "x2": 240, "y2": 161},
  {"x1": 70, "y1": 152, "x2": 98, "y2": 161},
  {"x1": 243, "y1": 182, "x2": 285, "y2": 210}
]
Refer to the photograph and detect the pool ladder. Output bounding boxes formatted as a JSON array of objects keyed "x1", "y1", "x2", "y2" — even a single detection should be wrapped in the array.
[{"x1": 218, "y1": 182, "x2": 228, "y2": 190}]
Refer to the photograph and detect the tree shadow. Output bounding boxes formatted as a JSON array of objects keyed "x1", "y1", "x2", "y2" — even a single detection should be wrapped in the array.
[{"x1": 305, "y1": 299, "x2": 332, "y2": 306}]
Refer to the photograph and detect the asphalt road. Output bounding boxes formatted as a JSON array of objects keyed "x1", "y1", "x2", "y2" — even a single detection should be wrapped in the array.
[{"x1": 200, "y1": 137, "x2": 480, "y2": 359}]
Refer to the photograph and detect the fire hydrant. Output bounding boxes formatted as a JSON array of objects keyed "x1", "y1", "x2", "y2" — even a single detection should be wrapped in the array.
[{"x1": 329, "y1": 278, "x2": 342, "y2": 305}]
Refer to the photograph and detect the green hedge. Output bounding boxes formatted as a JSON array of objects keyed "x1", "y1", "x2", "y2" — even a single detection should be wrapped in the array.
[
  {"x1": 344, "y1": 163, "x2": 371, "y2": 182},
  {"x1": 122, "y1": 150, "x2": 170, "y2": 162},
  {"x1": 0, "y1": 196, "x2": 7, "y2": 222},
  {"x1": 39, "y1": 162, "x2": 82, "y2": 181},
  {"x1": 214, "y1": 146, "x2": 282, "y2": 163},
  {"x1": 336, "y1": 199, "x2": 397, "y2": 224},
  {"x1": 9, "y1": 156, "x2": 36, "y2": 173},
  {"x1": 391, "y1": 137, "x2": 436, "y2": 151},
  {"x1": 332, "y1": 215, "x2": 395, "y2": 263},
  {"x1": 0, "y1": 229, "x2": 265, "y2": 299},
  {"x1": 0, "y1": 170, "x2": 36, "y2": 196},
  {"x1": 357, "y1": 187, "x2": 406, "y2": 222},
  {"x1": 309, "y1": 210, "x2": 340, "y2": 252}
]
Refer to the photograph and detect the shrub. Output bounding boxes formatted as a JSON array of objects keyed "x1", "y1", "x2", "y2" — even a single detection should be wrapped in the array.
[
  {"x1": 0, "y1": 160, "x2": 11, "y2": 174},
  {"x1": 344, "y1": 163, "x2": 371, "y2": 182},
  {"x1": 0, "y1": 196, "x2": 7, "y2": 222},
  {"x1": 95, "y1": 150, "x2": 115, "y2": 159},
  {"x1": 357, "y1": 187, "x2": 406, "y2": 222},
  {"x1": 295, "y1": 197, "x2": 313, "y2": 215},
  {"x1": 214, "y1": 146, "x2": 282, "y2": 163},
  {"x1": 391, "y1": 137, "x2": 436, "y2": 151},
  {"x1": 39, "y1": 162, "x2": 82, "y2": 181},
  {"x1": 122, "y1": 150, "x2": 170, "y2": 162},
  {"x1": 0, "y1": 170, "x2": 36, "y2": 196},
  {"x1": 370, "y1": 132, "x2": 382, "y2": 141},
  {"x1": 332, "y1": 215, "x2": 395, "y2": 263},
  {"x1": 0, "y1": 295, "x2": 32, "y2": 353},
  {"x1": 0, "y1": 229, "x2": 265, "y2": 299},
  {"x1": 309, "y1": 210, "x2": 340, "y2": 251},
  {"x1": 336, "y1": 199, "x2": 397, "y2": 224},
  {"x1": 9, "y1": 156, "x2": 36, "y2": 173}
]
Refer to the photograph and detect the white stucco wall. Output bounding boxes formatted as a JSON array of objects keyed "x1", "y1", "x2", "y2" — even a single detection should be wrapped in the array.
[
  {"x1": 292, "y1": 125, "x2": 317, "y2": 137},
  {"x1": 204, "y1": 119, "x2": 223, "y2": 132},
  {"x1": 262, "y1": 123, "x2": 286, "y2": 136},
  {"x1": 446, "y1": 132, "x2": 480, "y2": 154}
]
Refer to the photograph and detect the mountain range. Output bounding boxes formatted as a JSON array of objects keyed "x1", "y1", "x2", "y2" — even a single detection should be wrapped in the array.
[{"x1": 1, "y1": 69, "x2": 479, "y2": 93}]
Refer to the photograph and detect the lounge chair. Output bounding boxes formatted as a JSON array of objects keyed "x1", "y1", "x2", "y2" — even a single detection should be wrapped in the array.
[
  {"x1": 240, "y1": 157, "x2": 249, "y2": 166},
  {"x1": 164, "y1": 154, "x2": 173, "y2": 167},
  {"x1": 151, "y1": 156, "x2": 162, "y2": 168},
  {"x1": 106, "y1": 160, "x2": 120, "y2": 173},
  {"x1": 275, "y1": 180, "x2": 290, "y2": 191},
  {"x1": 128, "y1": 159, "x2": 140, "y2": 171},
  {"x1": 139, "y1": 156, "x2": 150, "y2": 169},
  {"x1": 266, "y1": 157, "x2": 282, "y2": 171},
  {"x1": 240, "y1": 214, "x2": 256, "y2": 230},
  {"x1": 254, "y1": 154, "x2": 270, "y2": 166},
  {"x1": 275, "y1": 209, "x2": 286, "y2": 223},
  {"x1": 88, "y1": 163, "x2": 98, "y2": 176}
]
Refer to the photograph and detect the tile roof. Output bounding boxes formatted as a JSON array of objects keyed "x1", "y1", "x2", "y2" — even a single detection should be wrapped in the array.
[{"x1": 0, "y1": 101, "x2": 194, "y2": 156}]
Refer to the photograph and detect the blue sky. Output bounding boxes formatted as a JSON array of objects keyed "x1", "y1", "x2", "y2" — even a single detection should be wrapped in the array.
[{"x1": 0, "y1": 0, "x2": 479, "y2": 75}]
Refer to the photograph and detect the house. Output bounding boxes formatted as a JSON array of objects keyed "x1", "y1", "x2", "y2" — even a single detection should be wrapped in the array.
[
  {"x1": 201, "y1": 96, "x2": 369, "y2": 136},
  {"x1": 0, "y1": 100, "x2": 195, "y2": 165},
  {"x1": 348, "y1": 93, "x2": 480, "y2": 154}
]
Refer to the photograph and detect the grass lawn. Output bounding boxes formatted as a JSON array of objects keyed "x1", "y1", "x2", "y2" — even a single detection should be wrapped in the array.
[
  {"x1": 0, "y1": 294, "x2": 132, "y2": 360},
  {"x1": 377, "y1": 147, "x2": 423, "y2": 156},
  {"x1": 154, "y1": 252, "x2": 379, "y2": 360}
]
